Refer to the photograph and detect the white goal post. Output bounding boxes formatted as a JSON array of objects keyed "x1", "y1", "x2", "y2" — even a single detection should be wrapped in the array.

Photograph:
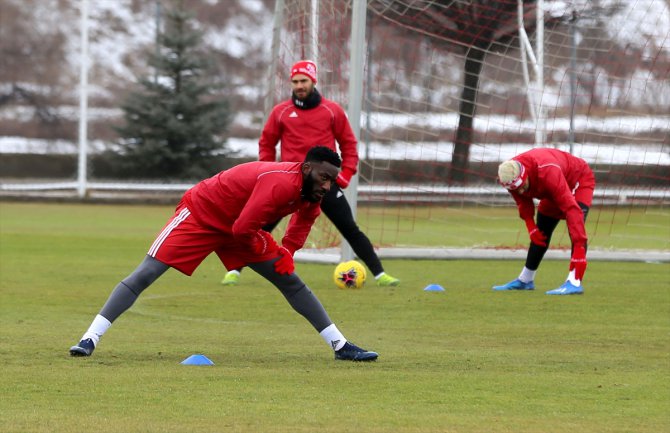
[
  {"x1": 2, "y1": 0, "x2": 668, "y2": 264},
  {"x1": 517, "y1": 0, "x2": 546, "y2": 147}
]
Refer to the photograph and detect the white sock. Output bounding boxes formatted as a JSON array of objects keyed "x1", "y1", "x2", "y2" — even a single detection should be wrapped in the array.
[
  {"x1": 227, "y1": 270, "x2": 240, "y2": 276},
  {"x1": 319, "y1": 324, "x2": 346, "y2": 351},
  {"x1": 567, "y1": 270, "x2": 581, "y2": 286},
  {"x1": 81, "y1": 314, "x2": 112, "y2": 347},
  {"x1": 374, "y1": 272, "x2": 386, "y2": 280},
  {"x1": 518, "y1": 267, "x2": 536, "y2": 283}
]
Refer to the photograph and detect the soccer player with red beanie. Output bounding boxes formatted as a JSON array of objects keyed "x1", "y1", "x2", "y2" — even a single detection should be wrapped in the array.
[
  {"x1": 493, "y1": 148, "x2": 595, "y2": 295},
  {"x1": 221, "y1": 60, "x2": 400, "y2": 287},
  {"x1": 69, "y1": 146, "x2": 378, "y2": 361}
]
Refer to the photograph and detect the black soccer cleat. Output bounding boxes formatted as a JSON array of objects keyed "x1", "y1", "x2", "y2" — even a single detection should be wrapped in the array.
[
  {"x1": 69, "y1": 338, "x2": 95, "y2": 357},
  {"x1": 334, "y1": 342, "x2": 379, "y2": 362}
]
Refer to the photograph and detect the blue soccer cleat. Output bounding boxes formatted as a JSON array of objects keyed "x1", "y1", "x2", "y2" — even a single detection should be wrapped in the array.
[
  {"x1": 334, "y1": 342, "x2": 378, "y2": 362},
  {"x1": 546, "y1": 281, "x2": 584, "y2": 295},
  {"x1": 492, "y1": 278, "x2": 535, "y2": 291},
  {"x1": 69, "y1": 338, "x2": 95, "y2": 357}
]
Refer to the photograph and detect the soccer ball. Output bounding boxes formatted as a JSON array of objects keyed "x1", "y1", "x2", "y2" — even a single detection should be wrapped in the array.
[{"x1": 333, "y1": 260, "x2": 366, "y2": 290}]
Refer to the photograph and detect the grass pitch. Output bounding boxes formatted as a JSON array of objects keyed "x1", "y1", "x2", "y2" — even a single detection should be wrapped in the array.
[{"x1": 1, "y1": 202, "x2": 668, "y2": 433}]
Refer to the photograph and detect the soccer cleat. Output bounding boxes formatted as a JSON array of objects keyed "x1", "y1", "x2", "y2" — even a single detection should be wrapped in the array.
[
  {"x1": 69, "y1": 338, "x2": 95, "y2": 357},
  {"x1": 492, "y1": 278, "x2": 535, "y2": 291},
  {"x1": 221, "y1": 271, "x2": 240, "y2": 286},
  {"x1": 546, "y1": 281, "x2": 584, "y2": 295},
  {"x1": 334, "y1": 342, "x2": 379, "y2": 362},
  {"x1": 377, "y1": 273, "x2": 400, "y2": 287}
]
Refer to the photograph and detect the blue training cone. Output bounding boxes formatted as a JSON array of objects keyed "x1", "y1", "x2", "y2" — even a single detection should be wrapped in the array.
[
  {"x1": 181, "y1": 354, "x2": 215, "y2": 366},
  {"x1": 423, "y1": 284, "x2": 445, "y2": 292}
]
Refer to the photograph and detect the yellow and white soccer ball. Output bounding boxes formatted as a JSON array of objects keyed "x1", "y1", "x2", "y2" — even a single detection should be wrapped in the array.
[{"x1": 333, "y1": 260, "x2": 366, "y2": 290}]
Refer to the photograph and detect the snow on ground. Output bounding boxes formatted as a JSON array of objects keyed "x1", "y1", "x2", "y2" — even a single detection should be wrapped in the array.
[
  {"x1": 359, "y1": 141, "x2": 670, "y2": 166},
  {"x1": 1, "y1": 113, "x2": 667, "y2": 165},
  {"x1": 2, "y1": 135, "x2": 666, "y2": 166}
]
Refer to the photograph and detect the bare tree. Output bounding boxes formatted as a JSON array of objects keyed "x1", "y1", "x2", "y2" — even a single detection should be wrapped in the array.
[
  {"x1": 0, "y1": 0, "x2": 72, "y2": 135},
  {"x1": 370, "y1": 0, "x2": 533, "y2": 183}
]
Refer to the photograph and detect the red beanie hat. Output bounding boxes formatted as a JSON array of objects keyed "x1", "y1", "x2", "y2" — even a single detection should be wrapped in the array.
[{"x1": 290, "y1": 60, "x2": 317, "y2": 84}]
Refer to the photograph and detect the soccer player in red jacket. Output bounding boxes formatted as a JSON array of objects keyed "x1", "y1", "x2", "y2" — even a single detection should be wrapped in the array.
[
  {"x1": 69, "y1": 146, "x2": 378, "y2": 361},
  {"x1": 493, "y1": 148, "x2": 595, "y2": 295},
  {"x1": 221, "y1": 60, "x2": 400, "y2": 287}
]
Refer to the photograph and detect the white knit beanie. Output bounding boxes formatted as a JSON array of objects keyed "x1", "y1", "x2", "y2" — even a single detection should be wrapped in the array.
[{"x1": 498, "y1": 160, "x2": 526, "y2": 190}]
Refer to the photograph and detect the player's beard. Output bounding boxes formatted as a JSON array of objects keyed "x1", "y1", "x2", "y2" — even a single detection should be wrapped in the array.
[
  {"x1": 292, "y1": 87, "x2": 321, "y2": 110},
  {"x1": 301, "y1": 171, "x2": 323, "y2": 203}
]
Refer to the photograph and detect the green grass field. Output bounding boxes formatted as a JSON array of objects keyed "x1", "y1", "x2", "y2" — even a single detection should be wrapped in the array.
[{"x1": 1, "y1": 202, "x2": 669, "y2": 433}]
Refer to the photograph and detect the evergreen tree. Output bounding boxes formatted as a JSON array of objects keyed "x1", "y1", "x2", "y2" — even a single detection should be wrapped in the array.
[{"x1": 113, "y1": 0, "x2": 231, "y2": 180}]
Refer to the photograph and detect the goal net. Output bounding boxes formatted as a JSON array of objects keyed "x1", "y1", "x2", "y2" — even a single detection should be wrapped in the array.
[
  {"x1": 269, "y1": 0, "x2": 669, "y2": 262},
  {"x1": 1, "y1": 0, "x2": 668, "y2": 262}
]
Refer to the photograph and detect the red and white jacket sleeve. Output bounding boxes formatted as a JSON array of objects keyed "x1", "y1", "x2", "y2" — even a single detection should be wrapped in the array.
[
  {"x1": 511, "y1": 192, "x2": 536, "y2": 224},
  {"x1": 281, "y1": 202, "x2": 322, "y2": 254},
  {"x1": 540, "y1": 167, "x2": 588, "y2": 248},
  {"x1": 332, "y1": 105, "x2": 359, "y2": 186},
  {"x1": 258, "y1": 108, "x2": 282, "y2": 162},
  {"x1": 232, "y1": 181, "x2": 286, "y2": 250}
]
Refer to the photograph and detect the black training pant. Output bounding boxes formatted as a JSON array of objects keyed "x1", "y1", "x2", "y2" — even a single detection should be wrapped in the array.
[
  {"x1": 525, "y1": 202, "x2": 590, "y2": 271},
  {"x1": 263, "y1": 184, "x2": 384, "y2": 276}
]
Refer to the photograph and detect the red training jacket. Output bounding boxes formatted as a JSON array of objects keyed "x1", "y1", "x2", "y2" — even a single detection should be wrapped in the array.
[
  {"x1": 509, "y1": 148, "x2": 593, "y2": 247},
  {"x1": 183, "y1": 161, "x2": 321, "y2": 254},
  {"x1": 258, "y1": 97, "x2": 359, "y2": 177}
]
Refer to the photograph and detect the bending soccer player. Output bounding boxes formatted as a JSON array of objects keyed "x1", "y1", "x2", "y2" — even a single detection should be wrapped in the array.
[
  {"x1": 493, "y1": 148, "x2": 595, "y2": 295},
  {"x1": 221, "y1": 60, "x2": 399, "y2": 287},
  {"x1": 69, "y1": 146, "x2": 378, "y2": 361}
]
